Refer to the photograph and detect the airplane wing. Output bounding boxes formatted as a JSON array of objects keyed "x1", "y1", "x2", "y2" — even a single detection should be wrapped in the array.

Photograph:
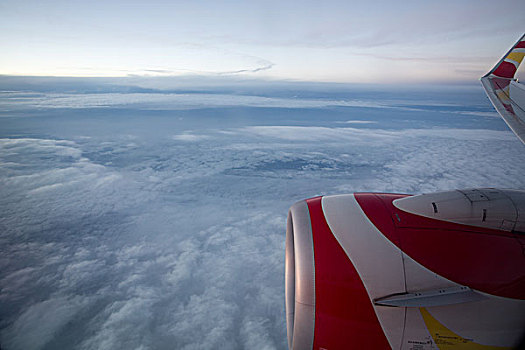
[{"x1": 481, "y1": 33, "x2": 525, "y2": 144}]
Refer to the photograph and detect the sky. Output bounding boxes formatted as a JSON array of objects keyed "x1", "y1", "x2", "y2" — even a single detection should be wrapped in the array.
[{"x1": 1, "y1": 0, "x2": 524, "y2": 83}]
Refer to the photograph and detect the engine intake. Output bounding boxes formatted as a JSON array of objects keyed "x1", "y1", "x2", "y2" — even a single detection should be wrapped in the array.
[{"x1": 285, "y1": 200, "x2": 315, "y2": 350}]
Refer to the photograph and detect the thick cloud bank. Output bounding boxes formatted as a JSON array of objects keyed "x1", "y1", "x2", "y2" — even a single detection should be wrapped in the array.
[{"x1": 1, "y1": 84, "x2": 524, "y2": 350}]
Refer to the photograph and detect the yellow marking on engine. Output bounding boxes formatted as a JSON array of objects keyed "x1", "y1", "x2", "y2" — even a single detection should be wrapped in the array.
[{"x1": 419, "y1": 308, "x2": 510, "y2": 350}]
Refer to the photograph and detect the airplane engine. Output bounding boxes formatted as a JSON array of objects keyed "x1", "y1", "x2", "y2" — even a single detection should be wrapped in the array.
[{"x1": 285, "y1": 189, "x2": 525, "y2": 349}]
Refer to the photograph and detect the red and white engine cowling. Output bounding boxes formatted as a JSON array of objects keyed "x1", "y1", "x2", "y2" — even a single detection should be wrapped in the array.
[{"x1": 285, "y1": 188, "x2": 525, "y2": 349}]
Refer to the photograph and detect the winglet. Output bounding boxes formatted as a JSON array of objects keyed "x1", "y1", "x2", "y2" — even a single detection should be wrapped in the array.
[
  {"x1": 480, "y1": 34, "x2": 525, "y2": 145},
  {"x1": 483, "y1": 33, "x2": 525, "y2": 79}
]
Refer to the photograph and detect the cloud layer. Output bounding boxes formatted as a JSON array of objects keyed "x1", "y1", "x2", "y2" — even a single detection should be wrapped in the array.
[{"x1": 1, "y1": 86, "x2": 524, "y2": 350}]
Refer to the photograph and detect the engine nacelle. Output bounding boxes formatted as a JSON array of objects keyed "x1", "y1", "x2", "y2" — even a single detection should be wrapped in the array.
[{"x1": 286, "y1": 189, "x2": 525, "y2": 349}]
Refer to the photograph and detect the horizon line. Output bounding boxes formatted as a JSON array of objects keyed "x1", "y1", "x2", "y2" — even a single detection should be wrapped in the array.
[{"x1": 0, "y1": 74, "x2": 482, "y2": 87}]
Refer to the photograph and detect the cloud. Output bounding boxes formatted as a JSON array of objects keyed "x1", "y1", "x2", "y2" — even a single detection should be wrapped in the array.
[
  {"x1": 1, "y1": 85, "x2": 524, "y2": 350},
  {"x1": 218, "y1": 62, "x2": 275, "y2": 75},
  {"x1": 455, "y1": 111, "x2": 500, "y2": 118},
  {"x1": 172, "y1": 133, "x2": 209, "y2": 142},
  {"x1": 337, "y1": 120, "x2": 378, "y2": 124},
  {"x1": 0, "y1": 136, "x2": 288, "y2": 350},
  {"x1": 0, "y1": 91, "x2": 389, "y2": 110},
  {"x1": 239, "y1": 126, "x2": 515, "y2": 143},
  {"x1": 125, "y1": 59, "x2": 275, "y2": 78},
  {"x1": 2, "y1": 296, "x2": 90, "y2": 350}
]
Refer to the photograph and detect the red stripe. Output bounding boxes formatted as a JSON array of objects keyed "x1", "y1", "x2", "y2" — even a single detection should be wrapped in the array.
[
  {"x1": 490, "y1": 77, "x2": 511, "y2": 91},
  {"x1": 489, "y1": 78, "x2": 516, "y2": 114},
  {"x1": 306, "y1": 197, "x2": 390, "y2": 350},
  {"x1": 354, "y1": 193, "x2": 525, "y2": 300},
  {"x1": 516, "y1": 41, "x2": 525, "y2": 49},
  {"x1": 493, "y1": 61, "x2": 517, "y2": 78}
]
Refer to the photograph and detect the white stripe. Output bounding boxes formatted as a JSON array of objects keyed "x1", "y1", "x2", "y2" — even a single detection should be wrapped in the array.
[
  {"x1": 322, "y1": 193, "x2": 525, "y2": 348},
  {"x1": 504, "y1": 58, "x2": 519, "y2": 68},
  {"x1": 322, "y1": 195, "x2": 406, "y2": 350},
  {"x1": 513, "y1": 48, "x2": 525, "y2": 53}
]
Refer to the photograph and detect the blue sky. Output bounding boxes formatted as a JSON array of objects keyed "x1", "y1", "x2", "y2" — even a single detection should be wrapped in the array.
[{"x1": 0, "y1": 0, "x2": 524, "y2": 82}]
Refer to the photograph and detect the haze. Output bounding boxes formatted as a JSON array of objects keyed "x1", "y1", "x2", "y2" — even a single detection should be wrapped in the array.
[{"x1": 1, "y1": 0, "x2": 524, "y2": 83}]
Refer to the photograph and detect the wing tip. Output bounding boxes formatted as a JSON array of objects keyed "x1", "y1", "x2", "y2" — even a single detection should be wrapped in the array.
[{"x1": 483, "y1": 33, "x2": 525, "y2": 79}]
